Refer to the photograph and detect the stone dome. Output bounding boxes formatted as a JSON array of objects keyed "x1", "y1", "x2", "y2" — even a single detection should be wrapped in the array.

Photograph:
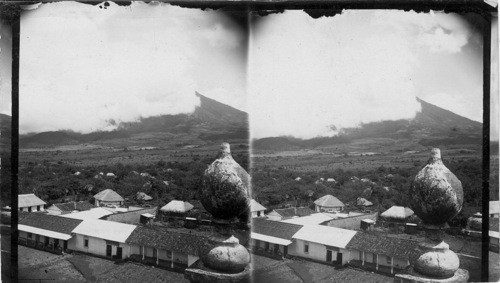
[
  {"x1": 411, "y1": 241, "x2": 460, "y2": 278},
  {"x1": 409, "y1": 148, "x2": 463, "y2": 227},
  {"x1": 199, "y1": 143, "x2": 250, "y2": 221},
  {"x1": 201, "y1": 235, "x2": 250, "y2": 273}
]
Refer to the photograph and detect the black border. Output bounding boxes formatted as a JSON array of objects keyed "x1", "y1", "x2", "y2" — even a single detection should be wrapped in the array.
[{"x1": 1, "y1": 1, "x2": 495, "y2": 282}]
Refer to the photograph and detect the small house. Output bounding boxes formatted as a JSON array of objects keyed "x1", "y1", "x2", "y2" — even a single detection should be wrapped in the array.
[
  {"x1": 93, "y1": 189, "x2": 124, "y2": 207},
  {"x1": 290, "y1": 225, "x2": 357, "y2": 265},
  {"x1": 136, "y1": 192, "x2": 153, "y2": 201},
  {"x1": 314, "y1": 195, "x2": 345, "y2": 212},
  {"x1": 72, "y1": 219, "x2": 136, "y2": 259},
  {"x1": 160, "y1": 200, "x2": 194, "y2": 214},
  {"x1": 250, "y1": 199, "x2": 266, "y2": 218},
  {"x1": 380, "y1": 206, "x2": 414, "y2": 222},
  {"x1": 266, "y1": 207, "x2": 314, "y2": 221},
  {"x1": 19, "y1": 194, "x2": 46, "y2": 212}
]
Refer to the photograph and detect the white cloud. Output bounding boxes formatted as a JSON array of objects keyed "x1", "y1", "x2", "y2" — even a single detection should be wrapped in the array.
[
  {"x1": 19, "y1": 2, "x2": 246, "y2": 134},
  {"x1": 249, "y1": 10, "x2": 422, "y2": 139}
]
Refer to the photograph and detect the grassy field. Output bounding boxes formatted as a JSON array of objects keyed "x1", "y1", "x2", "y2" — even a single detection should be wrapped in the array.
[{"x1": 20, "y1": 139, "x2": 249, "y2": 167}]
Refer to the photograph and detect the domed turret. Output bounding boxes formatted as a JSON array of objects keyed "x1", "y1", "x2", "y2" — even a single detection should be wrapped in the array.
[
  {"x1": 201, "y1": 236, "x2": 250, "y2": 273},
  {"x1": 199, "y1": 143, "x2": 250, "y2": 221},
  {"x1": 410, "y1": 148, "x2": 464, "y2": 227},
  {"x1": 410, "y1": 241, "x2": 460, "y2": 278}
]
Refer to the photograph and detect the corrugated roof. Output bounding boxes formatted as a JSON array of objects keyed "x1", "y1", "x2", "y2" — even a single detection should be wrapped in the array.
[
  {"x1": 272, "y1": 207, "x2": 314, "y2": 218},
  {"x1": 160, "y1": 200, "x2": 194, "y2": 213},
  {"x1": 93, "y1": 189, "x2": 124, "y2": 202},
  {"x1": 346, "y1": 232, "x2": 419, "y2": 259},
  {"x1": 60, "y1": 207, "x2": 114, "y2": 220},
  {"x1": 282, "y1": 213, "x2": 335, "y2": 226},
  {"x1": 292, "y1": 225, "x2": 357, "y2": 248},
  {"x1": 380, "y1": 206, "x2": 414, "y2": 219},
  {"x1": 125, "y1": 225, "x2": 209, "y2": 256},
  {"x1": 250, "y1": 199, "x2": 266, "y2": 212},
  {"x1": 18, "y1": 194, "x2": 46, "y2": 208},
  {"x1": 314, "y1": 195, "x2": 344, "y2": 208},
  {"x1": 72, "y1": 219, "x2": 136, "y2": 243},
  {"x1": 252, "y1": 218, "x2": 303, "y2": 240},
  {"x1": 51, "y1": 201, "x2": 96, "y2": 212},
  {"x1": 19, "y1": 213, "x2": 82, "y2": 235}
]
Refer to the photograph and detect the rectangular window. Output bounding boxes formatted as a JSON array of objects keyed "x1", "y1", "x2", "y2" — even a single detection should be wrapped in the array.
[
  {"x1": 386, "y1": 256, "x2": 392, "y2": 264},
  {"x1": 84, "y1": 238, "x2": 89, "y2": 248},
  {"x1": 27, "y1": 233, "x2": 32, "y2": 239},
  {"x1": 304, "y1": 242, "x2": 309, "y2": 253},
  {"x1": 28, "y1": 207, "x2": 32, "y2": 212},
  {"x1": 37, "y1": 205, "x2": 41, "y2": 211},
  {"x1": 167, "y1": 250, "x2": 172, "y2": 258}
]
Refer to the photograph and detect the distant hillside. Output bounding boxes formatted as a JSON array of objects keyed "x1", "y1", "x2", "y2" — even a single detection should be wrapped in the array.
[
  {"x1": 253, "y1": 97, "x2": 483, "y2": 150},
  {"x1": 20, "y1": 92, "x2": 249, "y2": 147}
]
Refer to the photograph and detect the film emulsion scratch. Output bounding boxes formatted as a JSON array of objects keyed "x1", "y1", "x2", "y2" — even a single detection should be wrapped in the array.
[{"x1": 0, "y1": 1, "x2": 498, "y2": 283}]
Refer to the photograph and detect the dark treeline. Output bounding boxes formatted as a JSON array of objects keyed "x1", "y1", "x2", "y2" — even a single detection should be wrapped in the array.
[
  {"x1": 252, "y1": 157, "x2": 482, "y2": 229},
  {"x1": 18, "y1": 152, "x2": 249, "y2": 209}
]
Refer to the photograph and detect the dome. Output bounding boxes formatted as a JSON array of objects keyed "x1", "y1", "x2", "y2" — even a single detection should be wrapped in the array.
[
  {"x1": 411, "y1": 241, "x2": 460, "y2": 278},
  {"x1": 409, "y1": 148, "x2": 463, "y2": 226},
  {"x1": 199, "y1": 143, "x2": 250, "y2": 221},
  {"x1": 201, "y1": 236, "x2": 250, "y2": 273}
]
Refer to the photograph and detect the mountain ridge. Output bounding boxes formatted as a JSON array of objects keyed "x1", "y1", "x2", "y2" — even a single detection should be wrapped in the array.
[
  {"x1": 252, "y1": 97, "x2": 482, "y2": 150},
  {"x1": 19, "y1": 92, "x2": 248, "y2": 147}
]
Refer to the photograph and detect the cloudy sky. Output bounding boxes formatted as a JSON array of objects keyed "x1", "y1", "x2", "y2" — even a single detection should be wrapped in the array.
[
  {"x1": 5, "y1": 5, "x2": 492, "y2": 138},
  {"x1": 18, "y1": 2, "x2": 247, "y2": 134},
  {"x1": 249, "y1": 10, "x2": 485, "y2": 139}
]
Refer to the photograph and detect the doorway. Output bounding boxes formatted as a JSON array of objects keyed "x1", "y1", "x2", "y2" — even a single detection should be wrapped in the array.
[
  {"x1": 106, "y1": 245, "x2": 112, "y2": 257},
  {"x1": 326, "y1": 250, "x2": 332, "y2": 262},
  {"x1": 117, "y1": 247, "x2": 123, "y2": 259},
  {"x1": 336, "y1": 253, "x2": 343, "y2": 264}
]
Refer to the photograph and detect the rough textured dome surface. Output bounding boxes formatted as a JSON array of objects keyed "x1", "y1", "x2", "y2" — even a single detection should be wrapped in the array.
[
  {"x1": 201, "y1": 236, "x2": 250, "y2": 273},
  {"x1": 410, "y1": 241, "x2": 460, "y2": 278},
  {"x1": 409, "y1": 148, "x2": 463, "y2": 226},
  {"x1": 199, "y1": 143, "x2": 250, "y2": 220}
]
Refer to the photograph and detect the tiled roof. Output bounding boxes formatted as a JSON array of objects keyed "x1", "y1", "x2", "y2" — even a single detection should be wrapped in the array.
[
  {"x1": 273, "y1": 207, "x2": 314, "y2": 218},
  {"x1": 314, "y1": 195, "x2": 344, "y2": 208},
  {"x1": 94, "y1": 189, "x2": 124, "y2": 202},
  {"x1": 250, "y1": 199, "x2": 266, "y2": 212},
  {"x1": 19, "y1": 213, "x2": 82, "y2": 235},
  {"x1": 346, "y1": 232, "x2": 419, "y2": 259},
  {"x1": 51, "y1": 201, "x2": 96, "y2": 212},
  {"x1": 252, "y1": 218, "x2": 303, "y2": 240},
  {"x1": 125, "y1": 225, "x2": 209, "y2": 256},
  {"x1": 18, "y1": 194, "x2": 46, "y2": 208}
]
